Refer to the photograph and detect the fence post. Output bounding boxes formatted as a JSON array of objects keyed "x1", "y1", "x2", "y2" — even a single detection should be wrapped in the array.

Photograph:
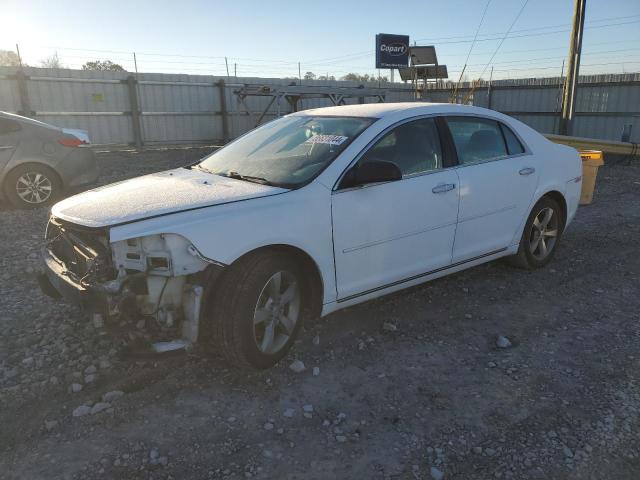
[
  {"x1": 218, "y1": 79, "x2": 230, "y2": 143},
  {"x1": 16, "y1": 69, "x2": 32, "y2": 117},
  {"x1": 126, "y1": 75, "x2": 143, "y2": 148}
]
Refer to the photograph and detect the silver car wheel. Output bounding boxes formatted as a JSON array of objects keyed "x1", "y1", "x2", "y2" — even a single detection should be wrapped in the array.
[
  {"x1": 15, "y1": 172, "x2": 53, "y2": 204},
  {"x1": 529, "y1": 207, "x2": 559, "y2": 260},
  {"x1": 253, "y1": 271, "x2": 301, "y2": 354}
]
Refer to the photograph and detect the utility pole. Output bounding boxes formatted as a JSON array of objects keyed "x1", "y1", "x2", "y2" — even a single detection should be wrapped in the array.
[
  {"x1": 15, "y1": 44, "x2": 23, "y2": 67},
  {"x1": 559, "y1": 0, "x2": 586, "y2": 135},
  {"x1": 225, "y1": 57, "x2": 230, "y2": 77}
]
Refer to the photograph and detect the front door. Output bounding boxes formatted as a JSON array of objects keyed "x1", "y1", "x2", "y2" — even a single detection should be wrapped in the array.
[{"x1": 332, "y1": 117, "x2": 460, "y2": 301}]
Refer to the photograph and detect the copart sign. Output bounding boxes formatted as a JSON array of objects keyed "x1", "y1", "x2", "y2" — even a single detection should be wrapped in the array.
[{"x1": 375, "y1": 33, "x2": 410, "y2": 69}]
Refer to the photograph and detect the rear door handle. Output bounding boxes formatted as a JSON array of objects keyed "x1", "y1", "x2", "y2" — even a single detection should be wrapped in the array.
[
  {"x1": 432, "y1": 183, "x2": 456, "y2": 194},
  {"x1": 519, "y1": 167, "x2": 535, "y2": 176},
  {"x1": 0, "y1": 146, "x2": 15, "y2": 151}
]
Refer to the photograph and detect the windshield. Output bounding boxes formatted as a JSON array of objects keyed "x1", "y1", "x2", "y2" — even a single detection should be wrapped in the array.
[{"x1": 198, "y1": 115, "x2": 374, "y2": 188}]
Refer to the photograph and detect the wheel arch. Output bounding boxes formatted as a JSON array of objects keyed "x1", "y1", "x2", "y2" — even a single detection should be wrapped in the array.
[
  {"x1": 539, "y1": 189, "x2": 567, "y2": 230},
  {"x1": 219, "y1": 243, "x2": 324, "y2": 319}
]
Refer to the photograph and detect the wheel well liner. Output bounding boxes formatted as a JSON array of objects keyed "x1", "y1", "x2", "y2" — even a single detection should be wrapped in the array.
[{"x1": 542, "y1": 190, "x2": 567, "y2": 230}]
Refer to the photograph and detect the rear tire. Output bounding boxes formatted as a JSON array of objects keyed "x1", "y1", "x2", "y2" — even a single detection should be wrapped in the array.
[
  {"x1": 204, "y1": 251, "x2": 306, "y2": 370},
  {"x1": 508, "y1": 196, "x2": 564, "y2": 270},
  {"x1": 4, "y1": 164, "x2": 62, "y2": 208}
]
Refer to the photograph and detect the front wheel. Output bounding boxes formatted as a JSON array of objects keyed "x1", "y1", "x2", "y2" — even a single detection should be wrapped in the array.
[
  {"x1": 205, "y1": 252, "x2": 305, "y2": 370},
  {"x1": 508, "y1": 196, "x2": 564, "y2": 270}
]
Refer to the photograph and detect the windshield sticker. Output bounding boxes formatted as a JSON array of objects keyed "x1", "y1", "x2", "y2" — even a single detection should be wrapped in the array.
[{"x1": 305, "y1": 134, "x2": 348, "y2": 146}]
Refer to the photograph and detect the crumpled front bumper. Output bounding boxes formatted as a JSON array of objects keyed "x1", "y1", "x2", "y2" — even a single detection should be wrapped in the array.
[{"x1": 38, "y1": 247, "x2": 108, "y2": 312}]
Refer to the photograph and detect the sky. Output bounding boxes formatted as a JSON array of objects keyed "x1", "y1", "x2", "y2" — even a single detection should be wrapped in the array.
[{"x1": 2, "y1": 0, "x2": 640, "y2": 81}]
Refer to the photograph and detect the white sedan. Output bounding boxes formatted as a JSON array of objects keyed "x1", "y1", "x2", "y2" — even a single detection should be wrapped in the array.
[{"x1": 40, "y1": 103, "x2": 582, "y2": 369}]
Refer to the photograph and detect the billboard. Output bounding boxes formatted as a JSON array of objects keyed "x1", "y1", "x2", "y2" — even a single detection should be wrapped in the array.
[{"x1": 375, "y1": 34, "x2": 410, "y2": 69}]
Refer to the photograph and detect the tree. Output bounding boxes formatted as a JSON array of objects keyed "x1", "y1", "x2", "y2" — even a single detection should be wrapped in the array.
[
  {"x1": 303, "y1": 71, "x2": 316, "y2": 80},
  {"x1": 0, "y1": 50, "x2": 21, "y2": 67},
  {"x1": 341, "y1": 73, "x2": 389, "y2": 84},
  {"x1": 40, "y1": 53, "x2": 63, "y2": 69},
  {"x1": 82, "y1": 60, "x2": 126, "y2": 72},
  {"x1": 317, "y1": 74, "x2": 335, "y2": 81}
]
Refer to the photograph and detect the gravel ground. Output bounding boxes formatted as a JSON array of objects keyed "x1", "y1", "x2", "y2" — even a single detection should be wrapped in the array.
[{"x1": 1, "y1": 148, "x2": 639, "y2": 480}]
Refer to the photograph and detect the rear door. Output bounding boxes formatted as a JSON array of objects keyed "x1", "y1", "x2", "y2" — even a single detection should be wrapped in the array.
[
  {"x1": 0, "y1": 117, "x2": 21, "y2": 171},
  {"x1": 331, "y1": 117, "x2": 460, "y2": 300},
  {"x1": 445, "y1": 116, "x2": 539, "y2": 262}
]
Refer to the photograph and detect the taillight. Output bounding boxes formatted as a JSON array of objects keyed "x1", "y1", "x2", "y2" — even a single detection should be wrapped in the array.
[{"x1": 57, "y1": 138, "x2": 85, "y2": 147}]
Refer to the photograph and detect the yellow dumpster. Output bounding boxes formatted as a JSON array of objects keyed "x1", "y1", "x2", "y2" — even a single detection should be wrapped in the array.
[{"x1": 579, "y1": 150, "x2": 604, "y2": 205}]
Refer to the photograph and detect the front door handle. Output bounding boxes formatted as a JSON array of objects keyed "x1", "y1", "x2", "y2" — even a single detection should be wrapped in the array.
[
  {"x1": 0, "y1": 146, "x2": 15, "y2": 151},
  {"x1": 519, "y1": 167, "x2": 536, "y2": 176},
  {"x1": 432, "y1": 183, "x2": 456, "y2": 194}
]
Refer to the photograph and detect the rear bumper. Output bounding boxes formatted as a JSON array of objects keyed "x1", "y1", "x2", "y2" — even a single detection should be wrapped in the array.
[
  {"x1": 39, "y1": 248, "x2": 107, "y2": 312},
  {"x1": 60, "y1": 148, "x2": 99, "y2": 189}
]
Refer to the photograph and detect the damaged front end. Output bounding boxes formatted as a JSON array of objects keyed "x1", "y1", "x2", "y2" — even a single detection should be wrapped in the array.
[{"x1": 39, "y1": 216, "x2": 223, "y2": 345}]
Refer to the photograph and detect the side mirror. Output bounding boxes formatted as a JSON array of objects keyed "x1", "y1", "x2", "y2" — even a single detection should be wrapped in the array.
[{"x1": 354, "y1": 160, "x2": 402, "y2": 186}]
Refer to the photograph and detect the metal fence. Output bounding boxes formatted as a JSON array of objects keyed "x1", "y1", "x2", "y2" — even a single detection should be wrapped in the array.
[
  {"x1": 0, "y1": 66, "x2": 413, "y2": 145},
  {"x1": 1, "y1": 67, "x2": 639, "y2": 145},
  {"x1": 423, "y1": 73, "x2": 640, "y2": 143}
]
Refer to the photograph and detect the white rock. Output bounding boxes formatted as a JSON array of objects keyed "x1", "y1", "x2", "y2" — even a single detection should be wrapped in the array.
[
  {"x1": 283, "y1": 408, "x2": 295, "y2": 418},
  {"x1": 496, "y1": 336, "x2": 512, "y2": 349},
  {"x1": 312, "y1": 335, "x2": 320, "y2": 345},
  {"x1": 44, "y1": 420, "x2": 58, "y2": 431},
  {"x1": 264, "y1": 422, "x2": 274, "y2": 430},
  {"x1": 289, "y1": 360, "x2": 306, "y2": 373},
  {"x1": 382, "y1": 322, "x2": 397, "y2": 332},
  {"x1": 102, "y1": 390, "x2": 124, "y2": 402},
  {"x1": 90, "y1": 402, "x2": 111, "y2": 415},
  {"x1": 72, "y1": 405, "x2": 92, "y2": 417},
  {"x1": 313, "y1": 367, "x2": 320, "y2": 376},
  {"x1": 84, "y1": 374, "x2": 97, "y2": 384},
  {"x1": 303, "y1": 404, "x2": 314, "y2": 413},
  {"x1": 71, "y1": 383, "x2": 83, "y2": 393},
  {"x1": 84, "y1": 365, "x2": 97, "y2": 374},
  {"x1": 335, "y1": 435, "x2": 347, "y2": 443},
  {"x1": 430, "y1": 466, "x2": 445, "y2": 480}
]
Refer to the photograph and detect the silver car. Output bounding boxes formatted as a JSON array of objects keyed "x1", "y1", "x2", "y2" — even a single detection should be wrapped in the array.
[{"x1": 0, "y1": 112, "x2": 98, "y2": 208}]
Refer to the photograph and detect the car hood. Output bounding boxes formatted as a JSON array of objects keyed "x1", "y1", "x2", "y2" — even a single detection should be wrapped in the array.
[{"x1": 51, "y1": 168, "x2": 287, "y2": 228}]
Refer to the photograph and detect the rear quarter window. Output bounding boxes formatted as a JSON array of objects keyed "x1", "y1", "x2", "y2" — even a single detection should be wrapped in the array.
[{"x1": 500, "y1": 123, "x2": 525, "y2": 155}]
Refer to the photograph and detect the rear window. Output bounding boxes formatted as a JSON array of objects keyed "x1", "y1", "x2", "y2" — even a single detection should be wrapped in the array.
[{"x1": 0, "y1": 118, "x2": 21, "y2": 135}]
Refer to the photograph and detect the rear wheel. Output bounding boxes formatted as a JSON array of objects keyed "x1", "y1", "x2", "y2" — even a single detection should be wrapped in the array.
[
  {"x1": 509, "y1": 196, "x2": 564, "y2": 270},
  {"x1": 4, "y1": 164, "x2": 62, "y2": 208},
  {"x1": 205, "y1": 251, "x2": 305, "y2": 370}
]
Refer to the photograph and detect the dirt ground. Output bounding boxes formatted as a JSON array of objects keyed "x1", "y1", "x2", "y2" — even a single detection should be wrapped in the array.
[{"x1": 1, "y1": 147, "x2": 639, "y2": 480}]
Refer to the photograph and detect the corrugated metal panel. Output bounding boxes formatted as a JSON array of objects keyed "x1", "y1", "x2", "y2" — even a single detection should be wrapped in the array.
[{"x1": 1, "y1": 67, "x2": 638, "y2": 145}]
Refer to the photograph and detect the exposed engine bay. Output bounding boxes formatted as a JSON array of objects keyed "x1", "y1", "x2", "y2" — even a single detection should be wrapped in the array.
[{"x1": 40, "y1": 216, "x2": 223, "y2": 345}]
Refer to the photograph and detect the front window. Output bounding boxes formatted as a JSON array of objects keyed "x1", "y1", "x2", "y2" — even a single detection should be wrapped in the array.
[{"x1": 198, "y1": 115, "x2": 374, "y2": 188}]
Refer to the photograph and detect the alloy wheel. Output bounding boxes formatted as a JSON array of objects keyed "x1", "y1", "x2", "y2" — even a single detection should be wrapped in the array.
[
  {"x1": 253, "y1": 271, "x2": 301, "y2": 354},
  {"x1": 529, "y1": 207, "x2": 559, "y2": 260},
  {"x1": 15, "y1": 172, "x2": 53, "y2": 204}
]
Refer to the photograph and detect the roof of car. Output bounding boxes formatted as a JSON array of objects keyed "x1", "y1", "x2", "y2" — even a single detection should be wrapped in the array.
[{"x1": 296, "y1": 102, "x2": 494, "y2": 119}]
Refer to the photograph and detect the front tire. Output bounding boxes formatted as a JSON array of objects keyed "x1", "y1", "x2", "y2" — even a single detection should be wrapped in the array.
[
  {"x1": 205, "y1": 252, "x2": 305, "y2": 370},
  {"x1": 4, "y1": 164, "x2": 62, "y2": 208},
  {"x1": 509, "y1": 196, "x2": 564, "y2": 270}
]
